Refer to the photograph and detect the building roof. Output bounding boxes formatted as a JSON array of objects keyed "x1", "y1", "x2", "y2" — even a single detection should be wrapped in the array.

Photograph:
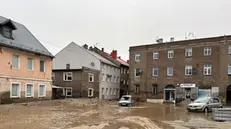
[
  {"x1": 0, "y1": 16, "x2": 53, "y2": 57},
  {"x1": 53, "y1": 42, "x2": 118, "y2": 70},
  {"x1": 116, "y1": 57, "x2": 129, "y2": 66},
  {"x1": 130, "y1": 35, "x2": 231, "y2": 50}
]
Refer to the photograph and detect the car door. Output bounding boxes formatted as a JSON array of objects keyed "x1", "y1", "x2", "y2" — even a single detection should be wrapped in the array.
[{"x1": 212, "y1": 98, "x2": 221, "y2": 108}]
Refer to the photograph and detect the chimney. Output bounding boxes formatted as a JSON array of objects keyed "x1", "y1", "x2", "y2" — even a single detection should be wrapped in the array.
[
  {"x1": 82, "y1": 44, "x2": 88, "y2": 49},
  {"x1": 89, "y1": 46, "x2": 93, "y2": 51},
  {"x1": 111, "y1": 50, "x2": 117, "y2": 59},
  {"x1": 66, "y1": 63, "x2": 70, "y2": 69},
  {"x1": 101, "y1": 48, "x2": 104, "y2": 52},
  {"x1": 156, "y1": 38, "x2": 163, "y2": 43},
  {"x1": 170, "y1": 37, "x2": 174, "y2": 42}
]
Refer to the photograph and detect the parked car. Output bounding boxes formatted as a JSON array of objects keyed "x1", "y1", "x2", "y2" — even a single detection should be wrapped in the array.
[
  {"x1": 119, "y1": 95, "x2": 134, "y2": 106},
  {"x1": 187, "y1": 97, "x2": 223, "y2": 112}
]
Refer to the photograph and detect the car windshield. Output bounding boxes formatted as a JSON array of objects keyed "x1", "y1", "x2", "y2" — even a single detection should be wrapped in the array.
[
  {"x1": 194, "y1": 98, "x2": 209, "y2": 103},
  {"x1": 121, "y1": 97, "x2": 130, "y2": 100}
]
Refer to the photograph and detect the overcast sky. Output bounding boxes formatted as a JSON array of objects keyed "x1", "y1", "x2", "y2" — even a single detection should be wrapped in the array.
[{"x1": 1, "y1": 0, "x2": 231, "y2": 60}]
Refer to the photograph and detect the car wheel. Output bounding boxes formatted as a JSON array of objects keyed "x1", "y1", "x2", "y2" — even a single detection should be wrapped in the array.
[{"x1": 204, "y1": 107, "x2": 208, "y2": 113}]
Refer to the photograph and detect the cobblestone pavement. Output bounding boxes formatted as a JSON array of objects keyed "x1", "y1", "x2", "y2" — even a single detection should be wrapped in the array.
[{"x1": 0, "y1": 99, "x2": 230, "y2": 129}]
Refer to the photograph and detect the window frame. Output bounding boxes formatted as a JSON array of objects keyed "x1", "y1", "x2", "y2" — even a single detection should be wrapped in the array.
[
  {"x1": 102, "y1": 88, "x2": 104, "y2": 95},
  {"x1": 65, "y1": 88, "x2": 72, "y2": 97},
  {"x1": 204, "y1": 64, "x2": 212, "y2": 75},
  {"x1": 12, "y1": 55, "x2": 20, "y2": 69},
  {"x1": 167, "y1": 67, "x2": 173, "y2": 76},
  {"x1": 88, "y1": 88, "x2": 94, "y2": 97},
  {"x1": 228, "y1": 64, "x2": 231, "y2": 75},
  {"x1": 2, "y1": 26, "x2": 12, "y2": 39},
  {"x1": 153, "y1": 68, "x2": 158, "y2": 76},
  {"x1": 63, "y1": 72, "x2": 73, "y2": 81},
  {"x1": 152, "y1": 85, "x2": 158, "y2": 96},
  {"x1": 25, "y1": 83, "x2": 34, "y2": 97},
  {"x1": 185, "y1": 65, "x2": 192, "y2": 76},
  {"x1": 88, "y1": 73, "x2": 94, "y2": 82},
  {"x1": 135, "y1": 85, "x2": 140, "y2": 94},
  {"x1": 38, "y1": 84, "x2": 46, "y2": 98},
  {"x1": 153, "y1": 52, "x2": 159, "y2": 60},
  {"x1": 229, "y1": 45, "x2": 231, "y2": 55},
  {"x1": 135, "y1": 54, "x2": 141, "y2": 62},
  {"x1": 134, "y1": 68, "x2": 141, "y2": 77},
  {"x1": 10, "y1": 82, "x2": 21, "y2": 98},
  {"x1": 185, "y1": 48, "x2": 192, "y2": 57},
  {"x1": 27, "y1": 57, "x2": 34, "y2": 71},
  {"x1": 39, "y1": 60, "x2": 45, "y2": 72},
  {"x1": 204, "y1": 47, "x2": 212, "y2": 56},
  {"x1": 168, "y1": 50, "x2": 174, "y2": 58}
]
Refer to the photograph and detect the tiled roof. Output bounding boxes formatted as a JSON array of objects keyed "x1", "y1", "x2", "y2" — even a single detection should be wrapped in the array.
[{"x1": 0, "y1": 16, "x2": 53, "y2": 57}]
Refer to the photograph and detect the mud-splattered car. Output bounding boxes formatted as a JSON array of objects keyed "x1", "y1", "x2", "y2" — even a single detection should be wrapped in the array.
[{"x1": 119, "y1": 95, "x2": 135, "y2": 107}]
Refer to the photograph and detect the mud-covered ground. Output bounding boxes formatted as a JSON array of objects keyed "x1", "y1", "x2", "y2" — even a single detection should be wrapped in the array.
[{"x1": 0, "y1": 99, "x2": 230, "y2": 129}]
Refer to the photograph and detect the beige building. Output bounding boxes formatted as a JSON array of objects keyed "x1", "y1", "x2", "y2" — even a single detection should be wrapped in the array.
[
  {"x1": 129, "y1": 35, "x2": 231, "y2": 104},
  {"x1": 0, "y1": 16, "x2": 53, "y2": 103}
]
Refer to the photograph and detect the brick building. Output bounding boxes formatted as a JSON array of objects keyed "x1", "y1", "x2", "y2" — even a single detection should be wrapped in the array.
[{"x1": 129, "y1": 35, "x2": 231, "y2": 104}]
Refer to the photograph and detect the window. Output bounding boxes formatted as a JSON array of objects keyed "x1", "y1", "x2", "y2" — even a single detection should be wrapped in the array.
[
  {"x1": 185, "y1": 48, "x2": 192, "y2": 57},
  {"x1": 116, "y1": 89, "x2": 119, "y2": 96},
  {"x1": 127, "y1": 80, "x2": 129, "y2": 85},
  {"x1": 204, "y1": 64, "x2": 212, "y2": 75},
  {"x1": 12, "y1": 55, "x2": 20, "y2": 68},
  {"x1": 153, "y1": 68, "x2": 158, "y2": 76},
  {"x1": 110, "y1": 88, "x2": 112, "y2": 95},
  {"x1": 102, "y1": 88, "x2": 104, "y2": 95},
  {"x1": 27, "y1": 58, "x2": 34, "y2": 70},
  {"x1": 228, "y1": 64, "x2": 231, "y2": 75},
  {"x1": 168, "y1": 50, "x2": 174, "y2": 58},
  {"x1": 40, "y1": 60, "x2": 45, "y2": 72},
  {"x1": 135, "y1": 85, "x2": 140, "y2": 94},
  {"x1": 152, "y1": 84, "x2": 158, "y2": 95},
  {"x1": 124, "y1": 69, "x2": 126, "y2": 74},
  {"x1": 121, "y1": 68, "x2": 123, "y2": 73},
  {"x1": 89, "y1": 73, "x2": 94, "y2": 82},
  {"x1": 123, "y1": 80, "x2": 126, "y2": 84},
  {"x1": 185, "y1": 65, "x2": 192, "y2": 75},
  {"x1": 63, "y1": 72, "x2": 73, "y2": 81},
  {"x1": 11, "y1": 83, "x2": 20, "y2": 98},
  {"x1": 26, "y1": 83, "x2": 34, "y2": 97},
  {"x1": 204, "y1": 47, "x2": 211, "y2": 56},
  {"x1": 88, "y1": 88, "x2": 94, "y2": 97},
  {"x1": 106, "y1": 88, "x2": 108, "y2": 95},
  {"x1": 3, "y1": 27, "x2": 12, "y2": 38},
  {"x1": 135, "y1": 54, "x2": 140, "y2": 62},
  {"x1": 113, "y1": 88, "x2": 116, "y2": 95},
  {"x1": 103, "y1": 64, "x2": 106, "y2": 69},
  {"x1": 114, "y1": 76, "x2": 116, "y2": 83},
  {"x1": 229, "y1": 46, "x2": 231, "y2": 55},
  {"x1": 66, "y1": 88, "x2": 72, "y2": 96},
  {"x1": 102, "y1": 74, "x2": 105, "y2": 81},
  {"x1": 38, "y1": 84, "x2": 46, "y2": 97},
  {"x1": 135, "y1": 68, "x2": 142, "y2": 77},
  {"x1": 153, "y1": 52, "x2": 159, "y2": 60},
  {"x1": 52, "y1": 73, "x2": 55, "y2": 81},
  {"x1": 167, "y1": 67, "x2": 173, "y2": 76},
  {"x1": 127, "y1": 69, "x2": 129, "y2": 74},
  {"x1": 117, "y1": 77, "x2": 120, "y2": 83}
]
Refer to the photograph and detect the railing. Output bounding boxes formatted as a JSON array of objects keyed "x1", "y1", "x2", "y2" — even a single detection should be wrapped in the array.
[{"x1": 212, "y1": 108, "x2": 231, "y2": 121}]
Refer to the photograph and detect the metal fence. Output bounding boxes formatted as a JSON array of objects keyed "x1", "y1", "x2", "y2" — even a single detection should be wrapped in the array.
[{"x1": 212, "y1": 108, "x2": 231, "y2": 121}]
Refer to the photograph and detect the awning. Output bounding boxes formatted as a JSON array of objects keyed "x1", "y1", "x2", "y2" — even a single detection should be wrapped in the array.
[{"x1": 52, "y1": 85, "x2": 64, "y2": 89}]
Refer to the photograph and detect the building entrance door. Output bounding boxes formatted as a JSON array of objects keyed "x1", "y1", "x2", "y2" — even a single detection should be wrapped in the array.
[{"x1": 185, "y1": 88, "x2": 191, "y2": 99}]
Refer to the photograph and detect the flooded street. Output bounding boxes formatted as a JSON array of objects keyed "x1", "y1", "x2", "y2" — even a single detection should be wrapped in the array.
[{"x1": 0, "y1": 99, "x2": 230, "y2": 129}]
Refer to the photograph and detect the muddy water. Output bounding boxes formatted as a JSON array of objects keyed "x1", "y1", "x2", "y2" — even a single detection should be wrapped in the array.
[{"x1": 0, "y1": 99, "x2": 230, "y2": 129}]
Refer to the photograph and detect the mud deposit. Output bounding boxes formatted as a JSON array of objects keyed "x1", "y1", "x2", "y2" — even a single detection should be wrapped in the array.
[{"x1": 0, "y1": 99, "x2": 230, "y2": 129}]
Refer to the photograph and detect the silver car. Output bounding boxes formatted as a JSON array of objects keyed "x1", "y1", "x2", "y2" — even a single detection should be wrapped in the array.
[
  {"x1": 187, "y1": 97, "x2": 223, "y2": 112},
  {"x1": 119, "y1": 95, "x2": 134, "y2": 106}
]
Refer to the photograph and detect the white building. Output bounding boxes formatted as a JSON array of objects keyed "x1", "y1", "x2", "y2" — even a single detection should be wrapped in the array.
[{"x1": 53, "y1": 42, "x2": 120, "y2": 100}]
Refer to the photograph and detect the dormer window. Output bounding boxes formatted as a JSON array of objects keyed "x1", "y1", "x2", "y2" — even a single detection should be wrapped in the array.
[
  {"x1": 0, "y1": 19, "x2": 17, "y2": 39},
  {"x1": 2, "y1": 26, "x2": 12, "y2": 38}
]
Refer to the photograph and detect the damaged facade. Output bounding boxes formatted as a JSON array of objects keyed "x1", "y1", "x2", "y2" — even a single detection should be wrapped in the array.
[
  {"x1": 0, "y1": 16, "x2": 54, "y2": 103},
  {"x1": 129, "y1": 35, "x2": 231, "y2": 104}
]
